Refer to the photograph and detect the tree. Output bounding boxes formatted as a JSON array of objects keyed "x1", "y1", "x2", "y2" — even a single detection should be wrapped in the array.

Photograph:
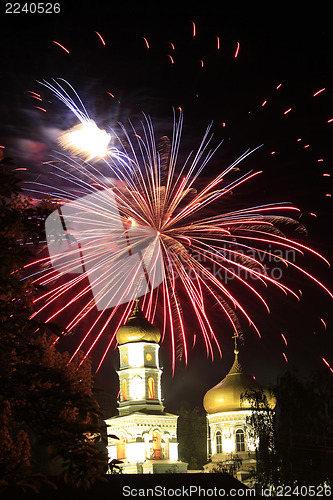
[
  {"x1": 242, "y1": 389, "x2": 277, "y2": 489},
  {"x1": 107, "y1": 459, "x2": 123, "y2": 474},
  {"x1": 244, "y1": 371, "x2": 333, "y2": 491},
  {"x1": 211, "y1": 453, "x2": 243, "y2": 476},
  {"x1": 0, "y1": 156, "x2": 107, "y2": 493},
  {"x1": 177, "y1": 403, "x2": 207, "y2": 470},
  {"x1": 274, "y1": 370, "x2": 333, "y2": 486}
]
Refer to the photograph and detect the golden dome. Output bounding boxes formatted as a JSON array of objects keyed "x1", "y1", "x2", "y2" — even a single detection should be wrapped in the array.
[
  {"x1": 116, "y1": 299, "x2": 161, "y2": 345},
  {"x1": 203, "y1": 350, "x2": 276, "y2": 414}
]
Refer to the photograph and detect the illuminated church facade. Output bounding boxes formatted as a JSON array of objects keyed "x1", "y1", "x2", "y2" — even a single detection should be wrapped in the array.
[
  {"x1": 202, "y1": 340, "x2": 275, "y2": 483},
  {"x1": 105, "y1": 300, "x2": 274, "y2": 479},
  {"x1": 105, "y1": 301, "x2": 187, "y2": 474}
]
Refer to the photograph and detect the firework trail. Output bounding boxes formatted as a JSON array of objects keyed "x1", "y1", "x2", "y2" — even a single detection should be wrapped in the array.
[{"x1": 23, "y1": 80, "x2": 332, "y2": 372}]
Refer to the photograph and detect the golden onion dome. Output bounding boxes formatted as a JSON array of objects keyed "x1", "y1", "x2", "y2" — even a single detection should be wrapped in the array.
[
  {"x1": 203, "y1": 349, "x2": 276, "y2": 414},
  {"x1": 116, "y1": 299, "x2": 161, "y2": 345}
]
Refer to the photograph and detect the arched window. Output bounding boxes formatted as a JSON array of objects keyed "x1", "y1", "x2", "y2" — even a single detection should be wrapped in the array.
[
  {"x1": 148, "y1": 377, "x2": 155, "y2": 399},
  {"x1": 122, "y1": 379, "x2": 127, "y2": 401},
  {"x1": 216, "y1": 430, "x2": 222, "y2": 454},
  {"x1": 152, "y1": 431, "x2": 161, "y2": 459},
  {"x1": 236, "y1": 429, "x2": 245, "y2": 452},
  {"x1": 116, "y1": 434, "x2": 127, "y2": 460}
]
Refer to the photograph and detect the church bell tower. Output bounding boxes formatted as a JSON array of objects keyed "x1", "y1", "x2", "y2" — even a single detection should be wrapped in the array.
[
  {"x1": 105, "y1": 299, "x2": 188, "y2": 474},
  {"x1": 116, "y1": 299, "x2": 164, "y2": 416}
]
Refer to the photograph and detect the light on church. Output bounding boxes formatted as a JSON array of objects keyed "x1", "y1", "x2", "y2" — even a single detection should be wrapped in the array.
[
  {"x1": 126, "y1": 442, "x2": 146, "y2": 463},
  {"x1": 247, "y1": 434, "x2": 259, "y2": 452},
  {"x1": 131, "y1": 375, "x2": 145, "y2": 400},
  {"x1": 128, "y1": 343, "x2": 144, "y2": 367},
  {"x1": 223, "y1": 434, "x2": 236, "y2": 454}
]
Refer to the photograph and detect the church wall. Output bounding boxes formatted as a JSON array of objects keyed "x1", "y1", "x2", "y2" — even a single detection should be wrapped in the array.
[{"x1": 207, "y1": 410, "x2": 254, "y2": 460}]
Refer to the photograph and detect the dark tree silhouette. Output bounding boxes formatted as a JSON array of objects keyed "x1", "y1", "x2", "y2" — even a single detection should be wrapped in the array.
[
  {"x1": 177, "y1": 403, "x2": 207, "y2": 470},
  {"x1": 0, "y1": 157, "x2": 107, "y2": 493},
  {"x1": 243, "y1": 371, "x2": 333, "y2": 491}
]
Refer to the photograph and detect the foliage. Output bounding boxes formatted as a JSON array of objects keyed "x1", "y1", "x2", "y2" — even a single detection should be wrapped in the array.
[
  {"x1": 177, "y1": 403, "x2": 207, "y2": 470},
  {"x1": 241, "y1": 389, "x2": 277, "y2": 488},
  {"x1": 107, "y1": 458, "x2": 123, "y2": 474},
  {"x1": 211, "y1": 453, "x2": 243, "y2": 475},
  {"x1": 274, "y1": 370, "x2": 333, "y2": 486},
  {"x1": 243, "y1": 371, "x2": 333, "y2": 490},
  {"x1": 0, "y1": 157, "x2": 108, "y2": 493}
]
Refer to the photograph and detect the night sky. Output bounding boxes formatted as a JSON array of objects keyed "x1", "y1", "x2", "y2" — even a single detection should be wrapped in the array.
[{"x1": 1, "y1": 2, "x2": 333, "y2": 414}]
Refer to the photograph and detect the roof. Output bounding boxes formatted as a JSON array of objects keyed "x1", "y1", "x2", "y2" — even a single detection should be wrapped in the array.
[
  {"x1": 203, "y1": 349, "x2": 276, "y2": 414},
  {"x1": 116, "y1": 299, "x2": 161, "y2": 345}
]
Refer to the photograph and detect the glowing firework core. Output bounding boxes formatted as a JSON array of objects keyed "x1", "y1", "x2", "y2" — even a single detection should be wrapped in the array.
[{"x1": 58, "y1": 119, "x2": 111, "y2": 160}]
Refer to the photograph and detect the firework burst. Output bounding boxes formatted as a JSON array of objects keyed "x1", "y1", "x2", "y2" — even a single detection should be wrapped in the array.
[{"x1": 26, "y1": 81, "x2": 332, "y2": 372}]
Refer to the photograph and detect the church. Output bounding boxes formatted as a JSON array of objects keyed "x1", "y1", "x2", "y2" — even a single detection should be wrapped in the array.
[
  {"x1": 105, "y1": 300, "x2": 188, "y2": 473},
  {"x1": 203, "y1": 339, "x2": 276, "y2": 483},
  {"x1": 105, "y1": 300, "x2": 274, "y2": 479}
]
